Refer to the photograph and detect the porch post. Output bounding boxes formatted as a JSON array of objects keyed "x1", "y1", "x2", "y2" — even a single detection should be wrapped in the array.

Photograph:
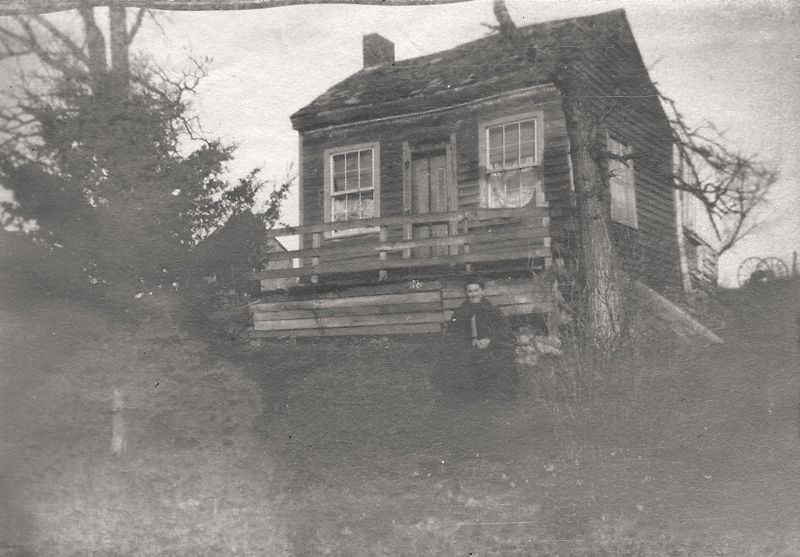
[
  {"x1": 462, "y1": 217, "x2": 472, "y2": 273},
  {"x1": 311, "y1": 232, "x2": 321, "y2": 284},
  {"x1": 378, "y1": 226, "x2": 388, "y2": 281}
]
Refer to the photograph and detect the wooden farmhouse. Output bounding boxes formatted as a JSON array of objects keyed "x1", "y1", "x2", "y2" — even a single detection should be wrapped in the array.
[{"x1": 250, "y1": 9, "x2": 682, "y2": 339}]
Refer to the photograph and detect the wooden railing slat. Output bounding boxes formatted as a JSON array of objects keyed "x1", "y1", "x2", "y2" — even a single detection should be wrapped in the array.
[
  {"x1": 371, "y1": 225, "x2": 547, "y2": 253},
  {"x1": 264, "y1": 225, "x2": 546, "y2": 262},
  {"x1": 251, "y1": 246, "x2": 551, "y2": 280},
  {"x1": 265, "y1": 207, "x2": 544, "y2": 237},
  {"x1": 254, "y1": 207, "x2": 551, "y2": 284}
]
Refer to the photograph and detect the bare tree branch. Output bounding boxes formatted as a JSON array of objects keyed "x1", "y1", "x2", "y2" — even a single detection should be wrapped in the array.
[
  {"x1": 662, "y1": 90, "x2": 777, "y2": 256},
  {"x1": 30, "y1": 14, "x2": 88, "y2": 64},
  {"x1": 0, "y1": 18, "x2": 76, "y2": 74},
  {"x1": 127, "y1": 8, "x2": 147, "y2": 45}
]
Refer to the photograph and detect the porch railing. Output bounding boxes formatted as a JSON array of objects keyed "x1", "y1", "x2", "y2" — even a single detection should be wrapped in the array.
[{"x1": 250, "y1": 206, "x2": 551, "y2": 286}]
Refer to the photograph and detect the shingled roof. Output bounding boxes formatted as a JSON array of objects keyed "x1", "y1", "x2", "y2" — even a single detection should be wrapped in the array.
[{"x1": 291, "y1": 9, "x2": 647, "y2": 131}]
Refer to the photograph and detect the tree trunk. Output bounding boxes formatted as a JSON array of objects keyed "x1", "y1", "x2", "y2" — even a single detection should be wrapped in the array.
[
  {"x1": 109, "y1": 5, "x2": 130, "y2": 100},
  {"x1": 78, "y1": 2, "x2": 108, "y2": 98},
  {"x1": 493, "y1": 0, "x2": 516, "y2": 36},
  {"x1": 563, "y1": 96, "x2": 625, "y2": 356}
]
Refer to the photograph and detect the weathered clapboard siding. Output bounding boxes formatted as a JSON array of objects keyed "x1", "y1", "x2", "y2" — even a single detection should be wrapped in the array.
[
  {"x1": 552, "y1": 20, "x2": 681, "y2": 290},
  {"x1": 298, "y1": 86, "x2": 565, "y2": 265},
  {"x1": 250, "y1": 276, "x2": 554, "y2": 338},
  {"x1": 684, "y1": 230, "x2": 718, "y2": 288}
]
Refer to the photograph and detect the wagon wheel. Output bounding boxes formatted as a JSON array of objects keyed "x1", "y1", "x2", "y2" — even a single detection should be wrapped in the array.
[
  {"x1": 755, "y1": 257, "x2": 790, "y2": 281},
  {"x1": 737, "y1": 256, "x2": 764, "y2": 287}
]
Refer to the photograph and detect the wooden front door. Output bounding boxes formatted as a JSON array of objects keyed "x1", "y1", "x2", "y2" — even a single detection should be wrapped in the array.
[{"x1": 411, "y1": 150, "x2": 449, "y2": 257}]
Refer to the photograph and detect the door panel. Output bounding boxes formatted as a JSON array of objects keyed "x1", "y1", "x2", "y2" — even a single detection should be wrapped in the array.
[{"x1": 411, "y1": 151, "x2": 449, "y2": 258}]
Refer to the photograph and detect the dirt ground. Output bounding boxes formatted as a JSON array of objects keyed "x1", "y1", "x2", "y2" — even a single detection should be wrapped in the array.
[{"x1": 1, "y1": 280, "x2": 799, "y2": 556}]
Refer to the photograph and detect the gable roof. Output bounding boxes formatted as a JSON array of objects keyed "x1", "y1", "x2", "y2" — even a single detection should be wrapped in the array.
[{"x1": 292, "y1": 9, "x2": 655, "y2": 131}]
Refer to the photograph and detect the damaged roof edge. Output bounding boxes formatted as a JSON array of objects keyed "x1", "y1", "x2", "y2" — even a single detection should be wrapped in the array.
[
  {"x1": 291, "y1": 9, "x2": 640, "y2": 132},
  {"x1": 294, "y1": 83, "x2": 561, "y2": 134}
]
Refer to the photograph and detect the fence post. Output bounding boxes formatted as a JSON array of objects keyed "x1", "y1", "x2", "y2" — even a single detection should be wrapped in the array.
[
  {"x1": 111, "y1": 388, "x2": 126, "y2": 456},
  {"x1": 311, "y1": 232, "x2": 321, "y2": 285},
  {"x1": 403, "y1": 223, "x2": 412, "y2": 259},
  {"x1": 378, "y1": 226, "x2": 388, "y2": 281},
  {"x1": 793, "y1": 251, "x2": 798, "y2": 277}
]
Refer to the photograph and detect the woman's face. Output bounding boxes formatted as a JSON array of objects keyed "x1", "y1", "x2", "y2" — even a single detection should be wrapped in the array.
[{"x1": 466, "y1": 283, "x2": 484, "y2": 304}]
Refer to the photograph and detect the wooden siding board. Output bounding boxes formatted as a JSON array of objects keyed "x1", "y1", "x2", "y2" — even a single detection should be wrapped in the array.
[{"x1": 554, "y1": 32, "x2": 679, "y2": 289}]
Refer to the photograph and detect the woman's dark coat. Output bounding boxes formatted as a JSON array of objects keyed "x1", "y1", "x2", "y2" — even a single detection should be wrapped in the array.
[{"x1": 435, "y1": 297, "x2": 519, "y2": 401}]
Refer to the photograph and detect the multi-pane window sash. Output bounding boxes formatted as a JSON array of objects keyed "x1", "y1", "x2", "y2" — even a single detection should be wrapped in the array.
[
  {"x1": 330, "y1": 148, "x2": 375, "y2": 222},
  {"x1": 608, "y1": 138, "x2": 638, "y2": 228},
  {"x1": 486, "y1": 119, "x2": 538, "y2": 208}
]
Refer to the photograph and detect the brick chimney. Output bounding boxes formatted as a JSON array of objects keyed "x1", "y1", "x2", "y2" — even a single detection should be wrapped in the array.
[{"x1": 363, "y1": 33, "x2": 395, "y2": 68}]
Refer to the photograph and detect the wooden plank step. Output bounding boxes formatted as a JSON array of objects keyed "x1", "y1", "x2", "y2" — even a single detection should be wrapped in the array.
[
  {"x1": 251, "y1": 322, "x2": 442, "y2": 338},
  {"x1": 292, "y1": 280, "x2": 443, "y2": 300},
  {"x1": 250, "y1": 291, "x2": 440, "y2": 312},
  {"x1": 442, "y1": 293, "x2": 549, "y2": 310},
  {"x1": 253, "y1": 311, "x2": 446, "y2": 331},
  {"x1": 441, "y1": 281, "x2": 547, "y2": 299},
  {"x1": 253, "y1": 309, "x2": 316, "y2": 321},
  {"x1": 315, "y1": 301, "x2": 441, "y2": 317},
  {"x1": 253, "y1": 301, "x2": 442, "y2": 321},
  {"x1": 319, "y1": 312, "x2": 444, "y2": 329},
  {"x1": 443, "y1": 302, "x2": 552, "y2": 321},
  {"x1": 253, "y1": 317, "x2": 320, "y2": 331}
]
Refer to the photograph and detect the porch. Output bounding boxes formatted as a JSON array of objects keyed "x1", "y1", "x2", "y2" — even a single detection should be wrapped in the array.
[{"x1": 249, "y1": 206, "x2": 555, "y2": 338}]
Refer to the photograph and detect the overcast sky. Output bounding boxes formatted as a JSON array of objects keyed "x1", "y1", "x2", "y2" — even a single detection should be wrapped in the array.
[{"x1": 6, "y1": 0, "x2": 800, "y2": 285}]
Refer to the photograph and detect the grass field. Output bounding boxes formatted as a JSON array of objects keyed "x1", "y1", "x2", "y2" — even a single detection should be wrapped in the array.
[{"x1": 1, "y1": 280, "x2": 799, "y2": 556}]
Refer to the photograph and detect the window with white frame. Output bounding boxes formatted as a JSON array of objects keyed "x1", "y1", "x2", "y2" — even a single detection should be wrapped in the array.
[
  {"x1": 324, "y1": 143, "x2": 379, "y2": 228},
  {"x1": 608, "y1": 137, "x2": 638, "y2": 228},
  {"x1": 482, "y1": 115, "x2": 542, "y2": 208}
]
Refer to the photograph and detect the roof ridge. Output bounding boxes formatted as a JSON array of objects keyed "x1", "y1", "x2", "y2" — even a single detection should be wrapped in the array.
[
  {"x1": 291, "y1": 8, "x2": 638, "y2": 131},
  {"x1": 361, "y1": 8, "x2": 628, "y2": 71}
]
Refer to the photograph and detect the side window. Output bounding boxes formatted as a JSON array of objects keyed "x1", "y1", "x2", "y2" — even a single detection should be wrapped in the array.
[
  {"x1": 323, "y1": 142, "x2": 380, "y2": 235},
  {"x1": 608, "y1": 137, "x2": 638, "y2": 228},
  {"x1": 479, "y1": 113, "x2": 543, "y2": 208}
]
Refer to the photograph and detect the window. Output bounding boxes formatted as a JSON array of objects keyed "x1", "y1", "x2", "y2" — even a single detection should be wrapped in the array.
[
  {"x1": 608, "y1": 137, "x2": 638, "y2": 228},
  {"x1": 480, "y1": 113, "x2": 543, "y2": 208},
  {"x1": 323, "y1": 142, "x2": 380, "y2": 235}
]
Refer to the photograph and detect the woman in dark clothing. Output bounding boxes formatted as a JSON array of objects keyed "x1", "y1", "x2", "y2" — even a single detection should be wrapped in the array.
[{"x1": 436, "y1": 279, "x2": 519, "y2": 402}]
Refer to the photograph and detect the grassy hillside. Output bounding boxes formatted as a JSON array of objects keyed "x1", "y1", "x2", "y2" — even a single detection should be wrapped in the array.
[
  {"x1": 1, "y1": 279, "x2": 798, "y2": 556},
  {"x1": 0, "y1": 295, "x2": 287, "y2": 556}
]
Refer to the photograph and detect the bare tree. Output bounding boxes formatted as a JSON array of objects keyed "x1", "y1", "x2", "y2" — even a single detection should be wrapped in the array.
[
  {"x1": 0, "y1": 0, "x2": 475, "y2": 98},
  {"x1": 663, "y1": 94, "x2": 777, "y2": 256},
  {"x1": 0, "y1": 0, "x2": 476, "y2": 292},
  {"x1": 0, "y1": 6, "x2": 150, "y2": 102},
  {"x1": 489, "y1": 1, "x2": 776, "y2": 355}
]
